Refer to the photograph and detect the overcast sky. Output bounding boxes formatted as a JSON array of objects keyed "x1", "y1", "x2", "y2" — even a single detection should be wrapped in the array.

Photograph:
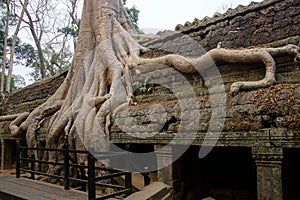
[{"x1": 126, "y1": 0, "x2": 263, "y2": 33}]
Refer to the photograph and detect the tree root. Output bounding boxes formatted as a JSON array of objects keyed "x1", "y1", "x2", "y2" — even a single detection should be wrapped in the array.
[
  {"x1": 0, "y1": 112, "x2": 29, "y2": 122},
  {"x1": 10, "y1": 112, "x2": 30, "y2": 137},
  {"x1": 130, "y1": 44, "x2": 300, "y2": 94}
]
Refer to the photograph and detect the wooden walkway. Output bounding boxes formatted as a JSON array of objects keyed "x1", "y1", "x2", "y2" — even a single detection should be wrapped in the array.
[{"x1": 0, "y1": 175, "x2": 89, "y2": 200}]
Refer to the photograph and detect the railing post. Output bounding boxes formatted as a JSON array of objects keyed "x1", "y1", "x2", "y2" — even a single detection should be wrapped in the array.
[
  {"x1": 142, "y1": 172, "x2": 151, "y2": 187},
  {"x1": 64, "y1": 141, "x2": 70, "y2": 190},
  {"x1": 30, "y1": 154, "x2": 35, "y2": 180},
  {"x1": 16, "y1": 141, "x2": 21, "y2": 178},
  {"x1": 1, "y1": 139, "x2": 5, "y2": 171},
  {"x1": 80, "y1": 162, "x2": 87, "y2": 192},
  {"x1": 88, "y1": 153, "x2": 96, "y2": 200},
  {"x1": 125, "y1": 172, "x2": 132, "y2": 196}
]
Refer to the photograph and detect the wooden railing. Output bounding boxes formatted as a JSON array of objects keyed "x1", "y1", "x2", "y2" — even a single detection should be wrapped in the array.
[{"x1": 16, "y1": 141, "x2": 132, "y2": 200}]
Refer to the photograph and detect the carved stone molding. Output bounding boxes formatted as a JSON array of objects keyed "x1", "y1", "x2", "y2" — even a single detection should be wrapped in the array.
[
  {"x1": 252, "y1": 147, "x2": 283, "y2": 165},
  {"x1": 252, "y1": 147, "x2": 283, "y2": 200}
]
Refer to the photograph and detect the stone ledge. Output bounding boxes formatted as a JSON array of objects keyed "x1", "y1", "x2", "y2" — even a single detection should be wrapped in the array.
[
  {"x1": 125, "y1": 182, "x2": 172, "y2": 200},
  {"x1": 110, "y1": 129, "x2": 300, "y2": 148}
]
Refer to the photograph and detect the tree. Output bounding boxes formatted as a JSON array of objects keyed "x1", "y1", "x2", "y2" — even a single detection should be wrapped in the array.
[
  {"x1": 1, "y1": 0, "x2": 299, "y2": 180},
  {"x1": 12, "y1": 74, "x2": 25, "y2": 89},
  {"x1": 0, "y1": 72, "x2": 25, "y2": 91},
  {"x1": 122, "y1": 0, "x2": 142, "y2": 33},
  {"x1": 6, "y1": 0, "x2": 28, "y2": 92},
  {"x1": 59, "y1": 0, "x2": 142, "y2": 44},
  {"x1": 1, "y1": 0, "x2": 10, "y2": 92},
  {"x1": 0, "y1": 1, "x2": 35, "y2": 91},
  {"x1": 58, "y1": 0, "x2": 81, "y2": 50},
  {"x1": 124, "y1": 4, "x2": 142, "y2": 33},
  {"x1": 21, "y1": 0, "x2": 74, "y2": 80}
]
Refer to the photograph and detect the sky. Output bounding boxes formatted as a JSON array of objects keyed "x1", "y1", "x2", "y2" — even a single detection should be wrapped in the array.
[
  {"x1": 15, "y1": 0, "x2": 263, "y2": 85},
  {"x1": 125, "y1": 0, "x2": 263, "y2": 33}
]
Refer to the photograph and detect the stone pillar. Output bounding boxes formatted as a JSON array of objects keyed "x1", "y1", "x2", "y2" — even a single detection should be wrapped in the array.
[
  {"x1": 154, "y1": 145, "x2": 173, "y2": 186},
  {"x1": 1, "y1": 139, "x2": 5, "y2": 171},
  {"x1": 252, "y1": 147, "x2": 283, "y2": 200}
]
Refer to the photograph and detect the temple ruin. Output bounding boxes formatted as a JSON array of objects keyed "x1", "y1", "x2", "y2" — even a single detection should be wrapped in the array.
[{"x1": 1, "y1": 0, "x2": 300, "y2": 199}]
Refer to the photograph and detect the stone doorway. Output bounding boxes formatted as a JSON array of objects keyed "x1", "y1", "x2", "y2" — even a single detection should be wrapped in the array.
[
  {"x1": 177, "y1": 146, "x2": 257, "y2": 200},
  {"x1": 0, "y1": 139, "x2": 17, "y2": 170},
  {"x1": 282, "y1": 148, "x2": 300, "y2": 200}
]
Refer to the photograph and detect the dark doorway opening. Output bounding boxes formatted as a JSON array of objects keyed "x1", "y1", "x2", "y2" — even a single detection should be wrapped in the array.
[
  {"x1": 282, "y1": 148, "x2": 300, "y2": 200},
  {"x1": 178, "y1": 146, "x2": 257, "y2": 200}
]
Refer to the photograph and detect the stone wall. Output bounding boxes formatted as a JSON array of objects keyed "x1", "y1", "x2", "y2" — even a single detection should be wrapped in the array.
[
  {"x1": 110, "y1": 82, "x2": 300, "y2": 148},
  {"x1": 107, "y1": 0, "x2": 300, "y2": 148},
  {"x1": 146, "y1": 0, "x2": 300, "y2": 56},
  {"x1": 0, "y1": 0, "x2": 300, "y2": 140},
  {"x1": 1, "y1": 71, "x2": 67, "y2": 115}
]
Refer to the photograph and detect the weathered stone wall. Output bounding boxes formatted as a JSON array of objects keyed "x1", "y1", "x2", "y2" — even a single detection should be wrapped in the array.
[
  {"x1": 110, "y1": 82, "x2": 300, "y2": 147},
  {"x1": 106, "y1": 0, "x2": 300, "y2": 148},
  {"x1": 146, "y1": 0, "x2": 300, "y2": 57},
  {"x1": 1, "y1": 71, "x2": 67, "y2": 115},
  {"x1": 0, "y1": 0, "x2": 299, "y2": 142}
]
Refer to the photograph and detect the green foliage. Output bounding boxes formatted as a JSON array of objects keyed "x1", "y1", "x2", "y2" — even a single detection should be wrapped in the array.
[
  {"x1": 43, "y1": 43, "x2": 72, "y2": 76},
  {"x1": 122, "y1": 0, "x2": 143, "y2": 33},
  {"x1": 126, "y1": 5, "x2": 143, "y2": 34},
  {"x1": 0, "y1": 5, "x2": 6, "y2": 59},
  {"x1": 58, "y1": 19, "x2": 81, "y2": 38},
  {"x1": 0, "y1": 72, "x2": 24, "y2": 91},
  {"x1": 16, "y1": 42, "x2": 72, "y2": 81},
  {"x1": 0, "y1": 3, "x2": 28, "y2": 61},
  {"x1": 0, "y1": 2, "x2": 28, "y2": 89},
  {"x1": 1, "y1": 0, "x2": 143, "y2": 85},
  {"x1": 58, "y1": 1, "x2": 142, "y2": 38},
  {"x1": 133, "y1": 77, "x2": 157, "y2": 95},
  {"x1": 12, "y1": 74, "x2": 25, "y2": 89}
]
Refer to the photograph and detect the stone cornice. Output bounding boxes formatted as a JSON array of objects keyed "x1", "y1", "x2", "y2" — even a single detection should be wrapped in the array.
[{"x1": 252, "y1": 147, "x2": 283, "y2": 164}]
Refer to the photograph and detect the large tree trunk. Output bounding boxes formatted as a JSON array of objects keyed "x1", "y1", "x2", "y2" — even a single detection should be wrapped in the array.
[
  {"x1": 2, "y1": 0, "x2": 300, "y2": 179},
  {"x1": 13, "y1": 0, "x2": 143, "y2": 176}
]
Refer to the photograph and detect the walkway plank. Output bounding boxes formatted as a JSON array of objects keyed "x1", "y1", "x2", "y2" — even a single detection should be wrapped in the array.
[{"x1": 0, "y1": 175, "x2": 88, "y2": 200}]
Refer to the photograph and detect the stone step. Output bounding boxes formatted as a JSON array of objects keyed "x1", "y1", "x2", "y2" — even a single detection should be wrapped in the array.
[
  {"x1": 161, "y1": 192, "x2": 173, "y2": 200},
  {"x1": 202, "y1": 197, "x2": 215, "y2": 200},
  {"x1": 114, "y1": 172, "x2": 157, "y2": 192},
  {"x1": 125, "y1": 182, "x2": 172, "y2": 200}
]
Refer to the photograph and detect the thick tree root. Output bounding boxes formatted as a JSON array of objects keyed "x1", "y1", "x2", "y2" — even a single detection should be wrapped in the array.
[
  {"x1": 130, "y1": 44, "x2": 300, "y2": 95},
  {"x1": 0, "y1": 112, "x2": 29, "y2": 122},
  {"x1": 10, "y1": 112, "x2": 30, "y2": 137}
]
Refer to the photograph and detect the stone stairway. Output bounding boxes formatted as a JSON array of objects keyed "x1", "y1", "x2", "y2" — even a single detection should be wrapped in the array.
[{"x1": 125, "y1": 182, "x2": 172, "y2": 200}]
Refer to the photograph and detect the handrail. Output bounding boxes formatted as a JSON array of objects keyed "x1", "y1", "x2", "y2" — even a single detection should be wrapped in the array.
[{"x1": 16, "y1": 141, "x2": 132, "y2": 200}]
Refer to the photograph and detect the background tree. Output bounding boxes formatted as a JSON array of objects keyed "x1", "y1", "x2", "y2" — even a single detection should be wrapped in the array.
[
  {"x1": 122, "y1": 0, "x2": 142, "y2": 33},
  {"x1": 59, "y1": 0, "x2": 143, "y2": 44},
  {"x1": 6, "y1": 0, "x2": 28, "y2": 92},
  {"x1": 21, "y1": 0, "x2": 75, "y2": 80},
  {"x1": 1, "y1": 0, "x2": 10, "y2": 92},
  {"x1": 2, "y1": 0, "x2": 141, "y2": 85},
  {"x1": 0, "y1": 72, "x2": 25, "y2": 91},
  {"x1": 0, "y1": 0, "x2": 30, "y2": 91},
  {"x1": 58, "y1": 0, "x2": 81, "y2": 50}
]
